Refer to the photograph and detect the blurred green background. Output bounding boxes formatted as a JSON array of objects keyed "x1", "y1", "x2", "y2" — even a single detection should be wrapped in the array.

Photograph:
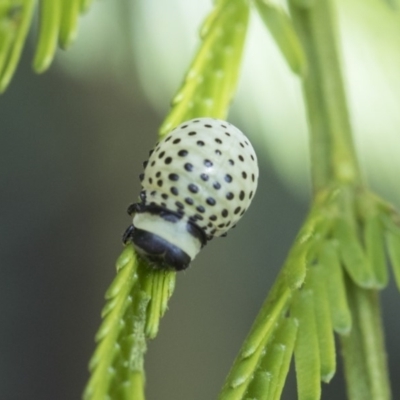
[{"x1": 1, "y1": 0, "x2": 400, "y2": 399}]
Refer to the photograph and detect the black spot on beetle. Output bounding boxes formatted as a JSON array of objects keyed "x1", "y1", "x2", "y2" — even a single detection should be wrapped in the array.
[
  {"x1": 206, "y1": 197, "x2": 216, "y2": 206},
  {"x1": 222, "y1": 209, "x2": 228, "y2": 218},
  {"x1": 225, "y1": 174, "x2": 232, "y2": 183},
  {"x1": 170, "y1": 187, "x2": 179, "y2": 195},
  {"x1": 239, "y1": 191, "x2": 245, "y2": 200},
  {"x1": 188, "y1": 184, "x2": 199, "y2": 193},
  {"x1": 178, "y1": 149, "x2": 188, "y2": 157},
  {"x1": 184, "y1": 163, "x2": 193, "y2": 172},
  {"x1": 165, "y1": 157, "x2": 172, "y2": 164},
  {"x1": 185, "y1": 197, "x2": 194, "y2": 205},
  {"x1": 169, "y1": 173, "x2": 179, "y2": 181},
  {"x1": 213, "y1": 182, "x2": 221, "y2": 190}
]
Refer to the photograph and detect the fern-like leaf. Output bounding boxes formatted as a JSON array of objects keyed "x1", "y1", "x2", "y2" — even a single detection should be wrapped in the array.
[
  {"x1": 220, "y1": 184, "x2": 399, "y2": 400},
  {"x1": 0, "y1": 0, "x2": 34, "y2": 92},
  {"x1": 159, "y1": 0, "x2": 250, "y2": 135},
  {"x1": 33, "y1": 0, "x2": 61, "y2": 72},
  {"x1": 0, "y1": 0, "x2": 94, "y2": 92},
  {"x1": 84, "y1": 0, "x2": 251, "y2": 398},
  {"x1": 83, "y1": 245, "x2": 149, "y2": 400}
]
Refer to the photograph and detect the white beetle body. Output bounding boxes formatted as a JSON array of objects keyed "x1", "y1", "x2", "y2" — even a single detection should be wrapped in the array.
[{"x1": 124, "y1": 118, "x2": 259, "y2": 270}]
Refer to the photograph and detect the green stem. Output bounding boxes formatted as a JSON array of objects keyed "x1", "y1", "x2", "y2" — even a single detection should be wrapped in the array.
[
  {"x1": 290, "y1": 0, "x2": 362, "y2": 192},
  {"x1": 290, "y1": 1, "x2": 391, "y2": 398},
  {"x1": 340, "y1": 276, "x2": 391, "y2": 400}
]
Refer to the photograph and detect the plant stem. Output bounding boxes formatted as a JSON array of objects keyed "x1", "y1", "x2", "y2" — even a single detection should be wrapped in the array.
[
  {"x1": 290, "y1": 0, "x2": 362, "y2": 192},
  {"x1": 340, "y1": 276, "x2": 391, "y2": 400},
  {"x1": 289, "y1": 1, "x2": 391, "y2": 398}
]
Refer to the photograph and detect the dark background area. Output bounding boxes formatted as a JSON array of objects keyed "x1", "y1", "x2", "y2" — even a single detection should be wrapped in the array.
[{"x1": 1, "y1": 18, "x2": 400, "y2": 400}]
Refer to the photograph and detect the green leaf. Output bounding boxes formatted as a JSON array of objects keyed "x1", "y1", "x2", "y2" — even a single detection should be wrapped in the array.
[
  {"x1": 309, "y1": 264, "x2": 336, "y2": 382},
  {"x1": 0, "y1": 19, "x2": 14, "y2": 77},
  {"x1": 270, "y1": 319, "x2": 298, "y2": 399},
  {"x1": 386, "y1": 228, "x2": 400, "y2": 290},
  {"x1": 320, "y1": 242, "x2": 351, "y2": 335},
  {"x1": 84, "y1": 246, "x2": 149, "y2": 400},
  {"x1": 219, "y1": 325, "x2": 273, "y2": 399},
  {"x1": 254, "y1": 0, "x2": 307, "y2": 76},
  {"x1": 364, "y1": 214, "x2": 388, "y2": 289},
  {"x1": 59, "y1": 0, "x2": 80, "y2": 49},
  {"x1": 159, "y1": 0, "x2": 250, "y2": 136},
  {"x1": 245, "y1": 318, "x2": 298, "y2": 400},
  {"x1": 341, "y1": 278, "x2": 391, "y2": 400},
  {"x1": 0, "y1": 0, "x2": 35, "y2": 93},
  {"x1": 218, "y1": 282, "x2": 292, "y2": 400},
  {"x1": 142, "y1": 268, "x2": 176, "y2": 339},
  {"x1": 335, "y1": 217, "x2": 374, "y2": 288},
  {"x1": 292, "y1": 288, "x2": 321, "y2": 400},
  {"x1": 33, "y1": 0, "x2": 61, "y2": 73},
  {"x1": 240, "y1": 283, "x2": 292, "y2": 359}
]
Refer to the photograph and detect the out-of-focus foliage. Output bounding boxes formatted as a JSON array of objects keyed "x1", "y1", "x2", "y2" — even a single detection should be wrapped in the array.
[
  {"x1": 83, "y1": 1, "x2": 251, "y2": 398},
  {"x1": 0, "y1": 0, "x2": 93, "y2": 93},
  {"x1": 3, "y1": 1, "x2": 400, "y2": 204},
  {"x1": 131, "y1": 0, "x2": 400, "y2": 204}
]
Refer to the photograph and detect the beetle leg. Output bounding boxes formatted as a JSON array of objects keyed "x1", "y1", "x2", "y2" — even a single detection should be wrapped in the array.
[{"x1": 122, "y1": 224, "x2": 135, "y2": 244}]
